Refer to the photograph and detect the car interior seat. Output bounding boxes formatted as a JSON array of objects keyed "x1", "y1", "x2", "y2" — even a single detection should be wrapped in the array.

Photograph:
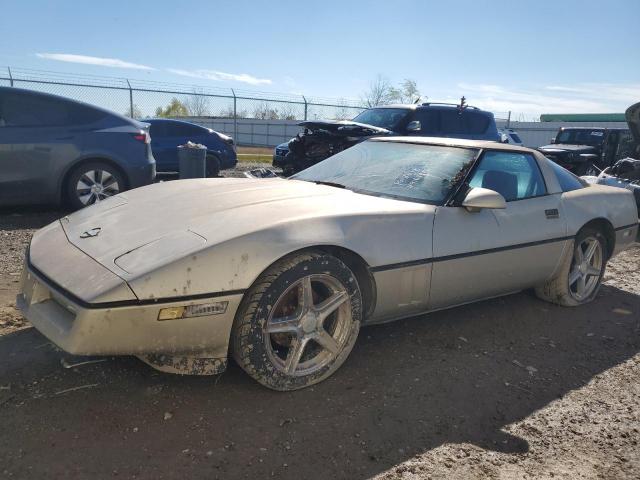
[{"x1": 481, "y1": 170, "x2": 518, "y2": 201}]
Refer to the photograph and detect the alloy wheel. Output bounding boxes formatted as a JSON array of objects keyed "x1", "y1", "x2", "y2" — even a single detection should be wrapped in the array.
[
  {"x1": 264, "y1": 274, "x2": 353, "y2": 377},
  {"x1": 568, "y1": 236, "x2": 604, "y2": 301},
  {"x1": 75, "y1": 169, "x2": 120, "y2": 205}
]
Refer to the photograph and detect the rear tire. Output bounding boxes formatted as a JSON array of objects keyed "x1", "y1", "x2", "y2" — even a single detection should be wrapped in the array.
[
  {"x1": 65, "y1": 161, "x2": 125, "y2": 210},
  {"x1": 535, "y1": 227, "x2": 607, "y2": 306},
  {"x1": 231, "y1": 251, "x2": 362, "y2": 391}
]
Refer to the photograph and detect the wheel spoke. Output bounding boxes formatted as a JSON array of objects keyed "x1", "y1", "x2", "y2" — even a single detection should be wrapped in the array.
[
  {"x1": 265, "y1": 315, "x2": 300, "y2": 334},
  {"x1": 78, "y1": 192, "x2": 92, "y2": 205},
  {"x1": 94, "y1": 170, "x2": 103, "y2": 184},
  {"x1": 586, "y1": 266, "x2": 601, "y2": 277},
  {"x1": 315, "y1": 290, "x2": 348, "y2": 323},
  {"x1": 584, "y1": 239, "x2": 598, "y2": 262},
  {"x1": 569, "y1": 268, "x2": 581, "y2": 286},
  {"x1": 79, "y1": 175, "x2": 94, "y2": 187},
  {"x1": 101, "y1": 173, "x2": 115, "y2": 188},
  {"x1": 314, "y1": 329, "x2": 340, "y2": 355},
  {"x1": 576, "y1": 275, "x2": 586, "y2": 297},
  {"x1": 298, "y1": 276, "x2": 314, "y2": 311},
  {"x1": 574, "y1": 244, "x2": 584, "y2": 264},
  {"x1": 284, "y1": 337, "x2": 308, "y2": 374}
]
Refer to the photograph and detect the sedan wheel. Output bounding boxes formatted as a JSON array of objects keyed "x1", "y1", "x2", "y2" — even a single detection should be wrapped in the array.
[
  {"x1": 66, "y1": 162, "x2": 125, "y2": 210},
  {"x1": 232, "y1": 251, "x2": 362, "y2": 391},
  {"x1": 265, "y1": 274, "x2": 353, "y2": 377},
  {"x1": 76, "y1": 169, "x2": 121, "y2": 205},
  {"x1": 568, "y1": 236, "x2": 604, "y2": 301},
  {"x1": 535, "y1": 227, "x2": 607, "y2": 307}
]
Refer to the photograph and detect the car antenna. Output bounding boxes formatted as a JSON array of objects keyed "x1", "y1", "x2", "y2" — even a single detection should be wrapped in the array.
[{"x1": 458, "y1": 96, "x2": 467, "y2": 113}]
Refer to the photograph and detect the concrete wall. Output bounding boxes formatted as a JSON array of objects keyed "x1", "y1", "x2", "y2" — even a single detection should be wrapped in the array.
[
  {"x1": 176, "y1": 117, "x2": 302, "y2": 148},
  {"x1": 177, "y1": 116, "x2": 629, "y2": 150}
]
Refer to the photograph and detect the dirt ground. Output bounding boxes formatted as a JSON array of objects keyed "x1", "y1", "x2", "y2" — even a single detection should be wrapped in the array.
[{"x1": 0, "y1": 181, "x2": 639, "y2": 479}]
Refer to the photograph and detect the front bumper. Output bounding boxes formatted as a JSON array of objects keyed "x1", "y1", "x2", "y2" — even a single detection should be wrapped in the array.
[{"x1": 16, "y1": 261, "x2": 243, "y2": 360}]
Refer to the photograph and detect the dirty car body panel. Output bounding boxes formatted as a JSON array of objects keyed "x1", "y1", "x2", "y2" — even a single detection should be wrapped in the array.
[{"x1": 17, "y1": 137, "x2": 639, "y2": 375}]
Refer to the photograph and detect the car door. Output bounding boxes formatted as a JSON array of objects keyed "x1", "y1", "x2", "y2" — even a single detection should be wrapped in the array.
[
  {"x1": 428, "y1": 150, "x2": 568, "y2": 310},
  {"x1": 0, "y1": 90, "x2": 81, "y2": 205}
]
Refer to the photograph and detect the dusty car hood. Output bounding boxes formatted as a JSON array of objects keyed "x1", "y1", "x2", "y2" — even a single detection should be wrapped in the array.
[
  {"x1": 298, "y1": 120, "x2": 392, "y2": 136},
  {"x1": 60, "y1": 178, "x2": 422, "y2": 277},
  {"x1": 625, "y1": 102, "x2": 640, "y2": 152}
]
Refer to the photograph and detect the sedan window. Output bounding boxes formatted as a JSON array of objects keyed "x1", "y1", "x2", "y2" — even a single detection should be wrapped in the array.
[
  {"x1": 468, "y1": 151, "x2": 547, "y2": 201},
  {"x1": 292, "y1": 141, "x2": 479, "y2": 205}
]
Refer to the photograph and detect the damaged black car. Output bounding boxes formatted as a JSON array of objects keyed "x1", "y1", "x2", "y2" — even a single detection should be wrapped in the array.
[
  {"x1": 538, "y1": 126, "x2": 634, "y2": 175},
  {"x1": 273, "y1": 102, "x2": 501, "y2": 175},
  {"x1": 582, "y1": 101, "x2": 640, "y2": 221}
]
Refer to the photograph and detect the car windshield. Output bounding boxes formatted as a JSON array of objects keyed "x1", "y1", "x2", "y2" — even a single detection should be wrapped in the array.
[
  {"x1": 292, "y1": 141, "x2": 479, "y2": 205},
  {"x1": 351, "y1": 108, "x2": 409, "y2": 130},
  {"x1": 556, "y1": 129, "x2": 606, "y2": 146}
]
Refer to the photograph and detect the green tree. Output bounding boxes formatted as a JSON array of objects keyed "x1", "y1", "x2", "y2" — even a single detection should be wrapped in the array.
[{"x1": 155, "y1": 98, "x2": 189, "y2": 117}]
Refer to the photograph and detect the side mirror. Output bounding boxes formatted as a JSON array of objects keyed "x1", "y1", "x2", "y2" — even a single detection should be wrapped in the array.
[
  {"x1": 550, "y1": 137, "x2": 556, "y2": 144},
  {"x1": 406, "y1": 120, "x2": 421, "y2": 132},
  {"x1": 461, "y1": 187, "x2": 506, "y2": 212}
]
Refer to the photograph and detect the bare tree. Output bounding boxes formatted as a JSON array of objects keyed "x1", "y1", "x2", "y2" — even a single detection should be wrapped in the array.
[
  {"x1": 361, "y1": 76, "x2": 422, "y2": 106},
  {"x1": 278, "y1": 103, "x2": 298, "y2": 120},
  {"x1": 334, "y1": 98, "x2": 352, "y2": 120},
  {"x1": 185, "y1": 89, "x2": 210, "y2": 116},
  {"x1": 252, "y1": 101, "x2": 279, "y2": 120},
  {"x1": 399, "y1": 79, "x2": 421, "y2": 103},
  {"x1": 361, "y1": 75, "x2": 395, "y2": 107}
]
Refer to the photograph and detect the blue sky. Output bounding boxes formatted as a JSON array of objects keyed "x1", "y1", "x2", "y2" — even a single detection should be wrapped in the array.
[{"x1": 1, "y1": 0, "x2": 638, "y2": 118}]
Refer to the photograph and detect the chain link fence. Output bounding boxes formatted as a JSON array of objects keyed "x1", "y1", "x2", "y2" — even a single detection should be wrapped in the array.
[
  {"x1": 1, "y1": 66, "x2": 543, "y2": 145},
  {"x1": 0, "y1": 66, "x2": 366, "y2": 129}
]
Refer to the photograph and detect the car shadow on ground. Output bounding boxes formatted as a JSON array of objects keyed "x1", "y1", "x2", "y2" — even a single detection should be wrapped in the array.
[{"x1": 0, "y1": 285, "x2": 638, "y2": 480}]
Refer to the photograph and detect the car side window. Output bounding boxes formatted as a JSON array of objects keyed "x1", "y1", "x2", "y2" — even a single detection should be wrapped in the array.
[
  {"x1": 468, "y1": 151, "x2": 547, "y2": 202},
  {"x1": 439, "y1": 110, "x2": 491, "y2": 135},
  {"x1": 167, "y1": 123, "x2": 204, "y2": 137},
  {"x1": 2, "y1": 92, "x2": 70, "y2": 127}
]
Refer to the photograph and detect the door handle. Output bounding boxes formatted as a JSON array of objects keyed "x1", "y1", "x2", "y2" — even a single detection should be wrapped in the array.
[{"x1": 545, "y1": 209, "x2": 559, "y2": 219}]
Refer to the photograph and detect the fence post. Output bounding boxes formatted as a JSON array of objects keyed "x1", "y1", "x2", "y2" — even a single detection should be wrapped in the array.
[
  {"x1": 231, "y1": 88, "x2": 238, "y2": 142},
  {"x1": 126, "y1": 79, "x2": 134, "y2": 118},
  {"x1": 506, "y1": 111, "x2": 511, "y2": 129},
  {"x1": 302, "y1": 95, "x2": 308, "y2": 121},
  {"x1": 7, "y1": 67, "x2": 13, "y2": 87}
]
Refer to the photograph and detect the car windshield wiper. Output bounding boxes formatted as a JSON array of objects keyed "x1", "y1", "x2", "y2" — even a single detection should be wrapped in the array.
[{"x1": 312, "y1": 180, "x2": 347, "y2": 189}]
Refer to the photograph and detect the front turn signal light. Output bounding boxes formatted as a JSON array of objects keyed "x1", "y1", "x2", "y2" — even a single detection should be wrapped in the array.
[{"x1": 158, "y1": 301, "x2": 228, "y2": 321}]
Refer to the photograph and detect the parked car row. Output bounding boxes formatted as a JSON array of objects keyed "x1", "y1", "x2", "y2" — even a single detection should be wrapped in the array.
[{"x1": 0, "y1": 87, "x2": 237, "y2": 209}]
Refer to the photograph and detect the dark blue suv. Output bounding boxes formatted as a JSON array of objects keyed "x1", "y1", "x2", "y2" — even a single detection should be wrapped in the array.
[
  {"x1": 0, "y1": 86, "x2": 155, "y2": 209},
  {"x1": 144, "y1": 119, "x2": 237, "y2": 176},
  {"x1": 274, "y1": 102, "x2": 500, "y2": 175}
]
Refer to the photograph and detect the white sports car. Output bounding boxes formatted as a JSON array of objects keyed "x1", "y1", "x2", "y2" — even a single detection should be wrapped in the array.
[{"x1": 17, "y1": 137, "x2": 638, "y2": 390}]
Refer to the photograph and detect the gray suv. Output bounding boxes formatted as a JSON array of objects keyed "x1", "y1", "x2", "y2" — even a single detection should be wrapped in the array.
[{"x1": 0, "y1": 87, "x2": 155, "y2": 209}]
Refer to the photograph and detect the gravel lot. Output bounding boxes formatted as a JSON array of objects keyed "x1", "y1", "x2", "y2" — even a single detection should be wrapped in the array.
[{"x1": 0, "y1": 171, "x2": 638, "y2": 479}]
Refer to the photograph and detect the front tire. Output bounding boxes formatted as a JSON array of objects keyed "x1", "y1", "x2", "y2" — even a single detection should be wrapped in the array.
[
  {"x1": 65, "y1": 161, "x2": 125, "y2": 210},
  {"x1": 231, "y1": 251, "x2": 362, "y2": 391},
  {"x1": 535, "y1": 228, "x2": 607, "y2": 306}
]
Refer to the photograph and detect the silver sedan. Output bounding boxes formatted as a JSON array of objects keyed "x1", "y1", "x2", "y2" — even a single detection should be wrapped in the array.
[{"x1": 17, "y1": 137, "x2": 639, "y2": 390}]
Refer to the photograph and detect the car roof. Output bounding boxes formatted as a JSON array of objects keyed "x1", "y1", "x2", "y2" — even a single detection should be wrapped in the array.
[
  {"x1": 0, "y1": 86, "x2": 142, "y2": 127},
  {"x1": 143, "y1": 118, "x2": 208, "y2": 127},
  {"x1": 370, "y1": 103, "x2": 491, "y2": 113},
  {"x1": 559, "y1": 126, "x2": 627, "y2": 131},
  {"x1": 371, "y1": 136, "x2": 534, "y2": 153}
]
